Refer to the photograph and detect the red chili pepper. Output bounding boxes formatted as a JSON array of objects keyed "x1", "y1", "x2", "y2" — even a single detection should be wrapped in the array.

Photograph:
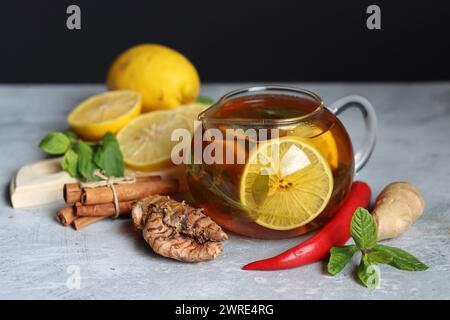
[{"x1": 242, "y1": 181, "x2": 371, "y2": 271}]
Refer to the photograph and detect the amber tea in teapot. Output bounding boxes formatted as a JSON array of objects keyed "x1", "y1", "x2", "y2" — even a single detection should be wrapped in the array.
[{"x1": 187, "y1": 86, "x2": 376, "y2": 239}]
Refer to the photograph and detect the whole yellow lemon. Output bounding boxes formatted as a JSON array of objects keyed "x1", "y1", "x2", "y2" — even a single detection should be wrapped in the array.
[{"x1": 107, "y1": 44, "x2": 200, "y2": 112}]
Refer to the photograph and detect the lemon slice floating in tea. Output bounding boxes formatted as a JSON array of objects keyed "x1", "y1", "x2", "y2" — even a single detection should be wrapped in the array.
[
  {"x1": 294, "y1": 124, "x2": 339, "y2": 170},
  {"x1": 240, "y1": 137, "x2": 334, "y2": 230}
]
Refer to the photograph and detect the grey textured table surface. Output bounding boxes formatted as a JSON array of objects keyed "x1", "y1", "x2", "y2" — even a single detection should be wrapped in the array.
[{"x1": 1, "y1": 83, "x2": 449, "y2": 300}]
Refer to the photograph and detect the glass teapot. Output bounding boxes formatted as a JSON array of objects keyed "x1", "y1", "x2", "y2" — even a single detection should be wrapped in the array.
[{"x1": 187, "y1": 86, "x2": 377, "y2": 239}]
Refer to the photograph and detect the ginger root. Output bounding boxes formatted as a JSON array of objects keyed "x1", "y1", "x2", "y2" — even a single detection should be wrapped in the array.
[
  {"x1": 372, "y1": 182, "x2": 425, "y2": 241},
  {"x1": 132, "y1": 195, "x2": 228, "y2": 262}
]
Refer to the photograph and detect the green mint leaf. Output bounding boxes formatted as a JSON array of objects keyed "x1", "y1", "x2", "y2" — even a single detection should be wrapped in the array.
[
  {"x1": 74, "y1": 141, "x2": 98, "y2": 181},
  {"x1": 64, "y1": 131, "x2": 78, "y2": 142},
  {"x1": 38, "y1": 132, "x2": 71, "y2": 155},
  {"x1": 93, "y1": 132, "x2": 124, "y2": 177},
  {"x1": 357, "y1": 254, "x2": 380, "y2": 288},
  {"x1": 251, "y1": 174, "x2": 269, "y2": 206},
  {"x1": 367, "y1": 248, "x2": 393, "y2": 265},
  {"x1": 61, "y1": 148, "x2": 78, "y2": 178},
  {"x1": 375, "y1": 244, "x2": 428, "y2": 271},
  {"x1": 350, "y1": 207, "x2": 378, "y2": 250},
  {"x1": 196, "y1": 96, "x2": 215, "y2": 105},
  {"x1": 327, "y1": 245, "x2": 358, "y2": 276}
]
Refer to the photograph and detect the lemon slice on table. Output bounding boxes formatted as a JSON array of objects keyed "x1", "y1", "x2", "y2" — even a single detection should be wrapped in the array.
[
  {"x1": 176, "y1": 102, "x2": 210, "y2": 131},
  {"x1": 67, "y1": 90, "x2": 142, "y2": 140},
  {"x1": 117, "y1": 102, "x2": 209, "y2": 172},
  {"x1": 240, "y1": 137, "x2": 334, "y2": 230},
  {"x1": 177, "y1": 102, "x2": 210, "y2": 119},
  {"x1": 116, "y1": 110, "x2": 192, "y2": 172}
]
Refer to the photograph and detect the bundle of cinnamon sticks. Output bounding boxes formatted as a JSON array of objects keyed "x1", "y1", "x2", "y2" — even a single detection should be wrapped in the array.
[{"x1": 55, "y1": 175, "x2": 179, "y2": 230}]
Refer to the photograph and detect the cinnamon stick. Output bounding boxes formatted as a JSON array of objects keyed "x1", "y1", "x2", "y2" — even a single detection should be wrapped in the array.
[
  {"x1": 59, "y1": 176, "x2": 177, "y2": 230},
  {"x1": 72, "y1": 216, "x2": 106, "y2": 230},
  {"x1": 64, "y1": 183, "x2": 82, "y2": 205},
  {"x1": 81, "y1": 179, "x2": 179, "y2": 205},
  {"x1": 55, "y1": 207, "x2": 76, "y2": 226},
  {"x1": 75, "y1": 201, "x2": 133, "y2": 217},
  {"x1": 64, "y1": 175, "x2": 163, "y2": 204}
]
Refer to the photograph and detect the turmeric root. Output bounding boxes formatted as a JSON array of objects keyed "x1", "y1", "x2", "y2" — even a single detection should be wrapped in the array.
[
  {"x1": 132, "y1": 195, "x2": 228, "y2": 262},
  {"x1": 372, "y1": 182, "x2": 425, "y2": 240}
]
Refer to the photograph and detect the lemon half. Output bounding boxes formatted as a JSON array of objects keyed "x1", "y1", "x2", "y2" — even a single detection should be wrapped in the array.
[
  {"x1": 240, "y1": 137, "x2": 334, "y2": 230},
  {"x1": 67, "y1": 90, "x2": 142, "y2": 141}
]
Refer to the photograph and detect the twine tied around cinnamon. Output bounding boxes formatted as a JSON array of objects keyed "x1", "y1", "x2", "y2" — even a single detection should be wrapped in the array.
[{"x1": 80, "y1": 169, "x2": 136, "y2": 218}]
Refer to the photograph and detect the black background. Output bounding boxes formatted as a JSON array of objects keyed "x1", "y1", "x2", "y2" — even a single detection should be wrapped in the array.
[{"x1": 1, "y1": 0, "x2": 449, "y2": 83}]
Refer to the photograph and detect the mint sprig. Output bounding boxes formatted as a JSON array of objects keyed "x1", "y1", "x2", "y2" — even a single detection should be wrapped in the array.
[
  {"x1": 374, "y1": 244, "x2": 428, "y2": 271},
  {"x1": 251, "y1": 174, "x2": 269, "y2": 206},
  {"x1": 327, "y1": 207, "x2": 428, "y2": 288},
  {"x1": 350, "y1": 207, "x2": 378, "y2": 249},
  {"x1": 74, "y1": 140, "x2": 98, "y2": 181},
  {"x1": 93, "y1": 132, "x2": 124, "y2": 178},
  {"x1": 328, "y1": 245, "x2": 358, "y2": 276},
  {"x1": 61, "y1": 148, "x2": 78, "y2": 177},
  {"x1": 39, "y1": 131, "x2": 124, "y2": 181},
  {"x1": 38, "y1": 132, "x2": 71, "y2": 155}
]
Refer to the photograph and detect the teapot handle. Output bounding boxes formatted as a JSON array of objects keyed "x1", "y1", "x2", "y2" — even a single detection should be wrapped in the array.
[{"x1": 330, "y1": 95, "x2": 377, "y2": 173}]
